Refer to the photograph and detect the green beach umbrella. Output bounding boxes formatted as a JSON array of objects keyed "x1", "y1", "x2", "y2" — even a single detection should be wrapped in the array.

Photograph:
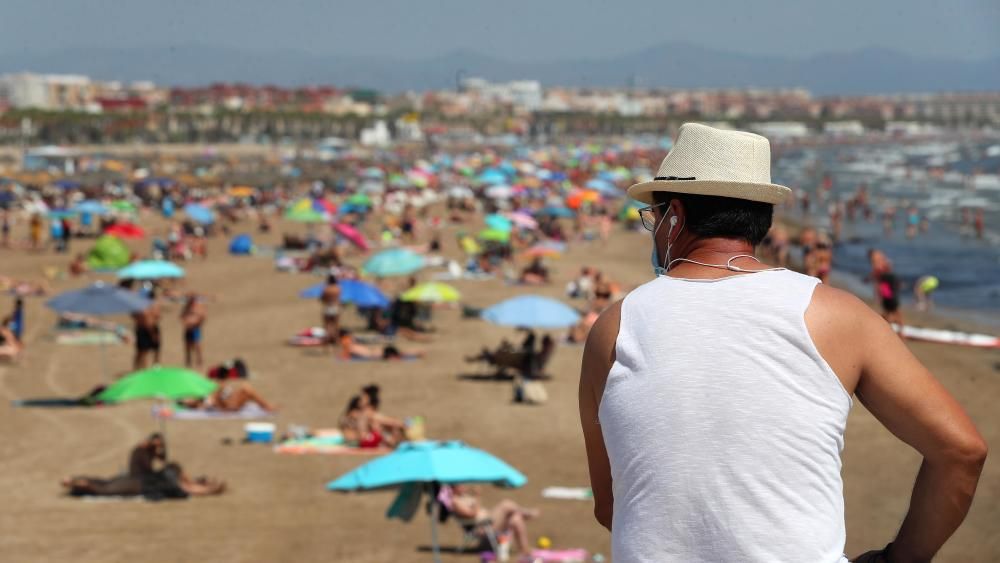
[
  {"x1": 346, "y1": 193, "x2": 373, "y2": 207},
  {"x1": 110, "y1": 200, "x2": 138, "y2": 213},
  {"x1": 401, "y1": 282, "x2": 461, "y2": 304},
  {"x1": 284, "y1": 207, "x2": 328, "y2": 223},
  {"x1": 478, "y1": 228, "x2": 510, "y2": 244},
  {"x1": 97, "y1": 366, "x2": 217, "y2": 403}
]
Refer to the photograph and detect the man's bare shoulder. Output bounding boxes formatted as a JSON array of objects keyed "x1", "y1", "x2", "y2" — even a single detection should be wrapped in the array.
[
  {"x1": 807, "y1": 283, "x2": 885, "y2": 343},
  {"x1": 582, "y1": 299, "x2": 623, "y2": 380}
]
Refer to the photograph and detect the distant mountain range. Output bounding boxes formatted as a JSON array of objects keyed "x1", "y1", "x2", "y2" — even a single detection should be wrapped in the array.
[{"x1": 1, "y1": 42, "x2": 998, "y2": 95}]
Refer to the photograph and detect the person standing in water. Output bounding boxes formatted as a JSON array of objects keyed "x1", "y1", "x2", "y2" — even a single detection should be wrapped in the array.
[
  {"x1": 320, "y1": 274, "x2": 341, "y2": 351},
  {"x1": 181, "y1": 294, "x2": 206, "y2": 368},
  {"x1": 868, "y1": 249, "x2": 903, "y2": 328},
  {"x1": 580, "y1": 123, "x2": 985, "y2": 563}
]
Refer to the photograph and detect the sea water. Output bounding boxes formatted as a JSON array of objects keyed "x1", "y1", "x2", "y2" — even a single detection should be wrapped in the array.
[{"x1": 773, "y1": 139, "x2": 1000, "y2": 326}]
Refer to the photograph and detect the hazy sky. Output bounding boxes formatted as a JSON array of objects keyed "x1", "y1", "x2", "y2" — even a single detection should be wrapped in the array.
[{"x1": 1, "y1": 0, "x2": 998, "y2": 62}]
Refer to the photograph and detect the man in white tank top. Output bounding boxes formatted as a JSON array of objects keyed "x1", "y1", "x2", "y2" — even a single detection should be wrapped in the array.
[{"x1": 579, "y1": 123, "x2": 986, "y2": 563}]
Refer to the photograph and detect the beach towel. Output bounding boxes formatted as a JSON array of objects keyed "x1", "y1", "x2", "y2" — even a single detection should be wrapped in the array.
[
  {"x1": 541, "y1": 487, "x2": 593, "y2": 501},
  {"x1": 274, "y1": 433, "x2": 391, "y2": 456},
  {"x1": 152, "y1": 402, "x2": 273, "y2": 420},
  {"x1": 54, "y1": 331, "x2": 124, "y2": 346}
]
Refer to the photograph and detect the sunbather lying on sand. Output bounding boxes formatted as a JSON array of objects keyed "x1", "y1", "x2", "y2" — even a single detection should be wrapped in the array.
[
  {"x1": 61, "y1": 434, "x2": 225, "y2": 498},
  {"x1": 180, "y1": 366, "x2": 275, "y2": 412},
  {"x1": 338, "y1": 329, "x2": 424, "y2": 360}
]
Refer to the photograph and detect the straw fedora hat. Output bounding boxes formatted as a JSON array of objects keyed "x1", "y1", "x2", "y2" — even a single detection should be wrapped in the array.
[{"x1": 627, "y1": 123, "x2": 790, "y2": 205}]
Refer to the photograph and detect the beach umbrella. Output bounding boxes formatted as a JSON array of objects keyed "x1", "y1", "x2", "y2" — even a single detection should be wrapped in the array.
[
  {"x1": 360, "y1": 181, "x2": 386, "y2": 194},
  {"x1": 47, "y1": 209, "x2": 75, "y2": 219},
  {"x1": 104, "y1": 223, "x2": 146, "y2": 239},
  {"x1": 484, "y1": 184, "x2": 514, "y2": 200},
  {"x1": 54, "y1": 179, "x2": 81, "y2": 190},
  {"x1": 47, "y1": 282, "x2": 152, "y2": 381},
  {"x1": 86, "y1": 235, "x2": 131, "y2": 270},
  {"x1": 97, "y1": 366, "x2": 216, "y2": 404},
  {"x1": 184, "y1": 203, "x2": 215, "y2": 225},
  {"x1": 478, "y1": 228, "x2": 511, "y2": 244},
  {"x1": 346, "y1": 193, "x2": 373, "y2": 207},
  {"x1": 484, "y1": 214, "x2": 513, "y2": 232},
  {"x1": 299, "y1": 279, "x2": 389, "y2": 309},
  {"x1": 477, "y1": 169, "x2": 508, "y2": 185},
  {"x1": 118, "y1": 260, "x2": 185, "y2": 280},
  {"x1": 481, "y1": 295, "x2": 580, "y2": 329},
  {"x1": 362, "y1": 167, "x2": 385, "y2": 180},
  {"x1": 537, "y1": 206, "x2": 575, "y2": 218},
  {"x1": 522, "y1": 244, "x2": 563, "y2": 260},
  {"x1": 447, "y1": 185, "x2": 474, "y2": 199},
  {"x1": 362, "y1": 248, "x2": 425, "y2": 278},
  {"x1": 401, "y1": 282, "x2": 461, "y2": 304},
  {"x1": 72, "y1": 200, "x2": 109, "y2": 216},
  {"x1": 333, "y1": 223, "x2": 370, "y2": 251},
  {"x1": 585, "y1": 178, "x2": 619, "y2": 195},
  {"x1": 47, "y1": 282, "x2": 151, "y2": 317},
  {"x1": 285, "y1": 206, "x2": 327, "y2": 223},
  {"x1": 110, "y1": 200, "x2": 138, "y2": 213},
  {"x1": 506, "y1": 212, "x2": 538, "y2": 230},
  {"x1": 228, "y1": 186, "x2": 256, "y2": 198},
  {"x1": 327, "y1": 440, "x2": 526, "y2": 563}
]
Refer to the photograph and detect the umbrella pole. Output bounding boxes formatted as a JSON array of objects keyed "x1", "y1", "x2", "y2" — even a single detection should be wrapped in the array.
[{"x1": 430, "y1": 487, "x2": 442, "y2": 563}]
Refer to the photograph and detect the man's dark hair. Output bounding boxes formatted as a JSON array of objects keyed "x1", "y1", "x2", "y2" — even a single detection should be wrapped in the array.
[{"x1": 653, "y1": 191, "x2": 773, "y2": 246}]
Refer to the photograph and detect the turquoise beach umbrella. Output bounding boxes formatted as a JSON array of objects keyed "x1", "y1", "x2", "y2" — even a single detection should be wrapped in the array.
[
  {"x1": 327, "y1": 440, "x2": 525, "y2": 563},
  {"x1": 362, "y1": 248, "x2": 426, "y2": 277},
  {"x1": 117, "y1": 260, "x2": 185, "y2": 280},
  {"x1": 327, "y1": 440, "x2": 526, "y2": 491},
  {"x1": 484, "y1": 214, "x2": 513, "y2": 232}
]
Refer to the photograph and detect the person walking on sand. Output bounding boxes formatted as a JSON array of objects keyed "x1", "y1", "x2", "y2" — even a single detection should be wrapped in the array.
[
  {"x1": 579, "y1": 123, "x2": 986, "y2": 563},
  {"x1": 320, "y1": 274, "x2": 341, "y2": 351},
  {"x1": 181, "y1": 293, "x2": 206, "y2": 368},
  {"x1": 133, "y1": 299, "x2": 161, "y2": 370}
]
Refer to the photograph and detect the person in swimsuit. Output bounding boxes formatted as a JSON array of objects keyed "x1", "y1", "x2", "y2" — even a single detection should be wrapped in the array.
[
  {"x1": 914, "y1": 275, "x2": 939, "y2": 312},
  {"x1": 359, "y1": 384, "x2": 407, "y2": 447},
  {"x1": 320, "y1": 274, "x2": 341, "y2": 352},
  {"x1": 449, "y1": 484, "x2": 540, "y2": 555},
  {"x1": 181, "y1": 293, "x2": 206, "y2": 368},
  {"x1": 133, "y1": 300, "x2": 161, "y2": 370},
  {"x1": 868, "y1": 249, "x2": 903, "y2": 327}
]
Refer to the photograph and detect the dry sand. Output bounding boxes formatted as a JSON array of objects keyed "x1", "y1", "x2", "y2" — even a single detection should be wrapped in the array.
[{"x1": 0, "y1": 212, "x2": 997, "y2": 562}]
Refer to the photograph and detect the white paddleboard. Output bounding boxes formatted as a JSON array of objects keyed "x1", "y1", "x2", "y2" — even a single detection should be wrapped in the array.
[{"x1": 892, "y1": 324, "x2": 999, "y2": 348}]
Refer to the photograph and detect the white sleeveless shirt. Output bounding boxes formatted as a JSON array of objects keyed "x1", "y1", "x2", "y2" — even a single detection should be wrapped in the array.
[{"x1": 599, "y1": 269, "x2": 852, "y2": 563}]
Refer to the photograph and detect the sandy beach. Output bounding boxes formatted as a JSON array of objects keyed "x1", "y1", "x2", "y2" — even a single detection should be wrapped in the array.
[{"x1": 1, "y1": 211, "x2": 997, "y2": 562}]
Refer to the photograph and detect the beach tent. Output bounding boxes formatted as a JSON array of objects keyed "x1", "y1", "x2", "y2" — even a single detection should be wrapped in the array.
[
  {"x1": 87, "y1": 235, "x2": 131, "y2": 271},
  {"x1": 229, "y1": 234, "x2": 254, "y2": 255}
]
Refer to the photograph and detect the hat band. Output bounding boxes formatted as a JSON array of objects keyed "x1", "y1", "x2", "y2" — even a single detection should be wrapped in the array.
[{"x1": 654, "y1": 176, "x2": 696, "y2": 181}]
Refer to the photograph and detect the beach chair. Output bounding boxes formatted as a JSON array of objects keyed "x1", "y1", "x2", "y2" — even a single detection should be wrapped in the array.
[{"x1": 434, "y1": 486, "x2": 500, "y2": 555}]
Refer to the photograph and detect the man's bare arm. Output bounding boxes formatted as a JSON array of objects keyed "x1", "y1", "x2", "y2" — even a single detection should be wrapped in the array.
[
  {"x1": 579, "y1": 300, "x2": 621, "y2": 531},
  {"x1": 853, "y1": 303, "x2": 987, "y2": 562}
]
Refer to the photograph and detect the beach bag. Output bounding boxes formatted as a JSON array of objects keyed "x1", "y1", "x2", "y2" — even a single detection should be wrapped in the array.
[{"x1": 520, "y1": 380, "x2": 548, "y2": 405}]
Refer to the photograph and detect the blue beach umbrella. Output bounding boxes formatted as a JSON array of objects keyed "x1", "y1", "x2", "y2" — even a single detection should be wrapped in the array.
[
  {"x1": 299, "y1": 279, "x2": 389, "y2": 309},
  {"x1": 362, "y1": 248, "x2": 426, "y2": 278},
  {"x1": 72, "y1": 200, "x2": 109, "y2": 216},
  {"x1": 327, "y1": 440, "x2": 526, "y2": 562},
  {"x1": 47, "y1": 282, "x2": 151, "y2": 316},
  {"x1": 537, "y1": 206, "x2": 575, "y2": 218},
  {"x1": 54, "y1": 179, "x2": 81, "y2": 190},
  {"x1": 183, "y1": 203, "x2": 215, "y2": 225},
  {"x1": 585, "y1": 178, "x2": 621, "y2": 196},
  {"x1": 46, "y1": 282, "x2": 152, "y2": 381},
  {"x1": 481, "y1": 295, "x2": 580, "y2": 329},
  {"x1": 117, "y1": 260, "x2": 185, "y2": 280}
]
